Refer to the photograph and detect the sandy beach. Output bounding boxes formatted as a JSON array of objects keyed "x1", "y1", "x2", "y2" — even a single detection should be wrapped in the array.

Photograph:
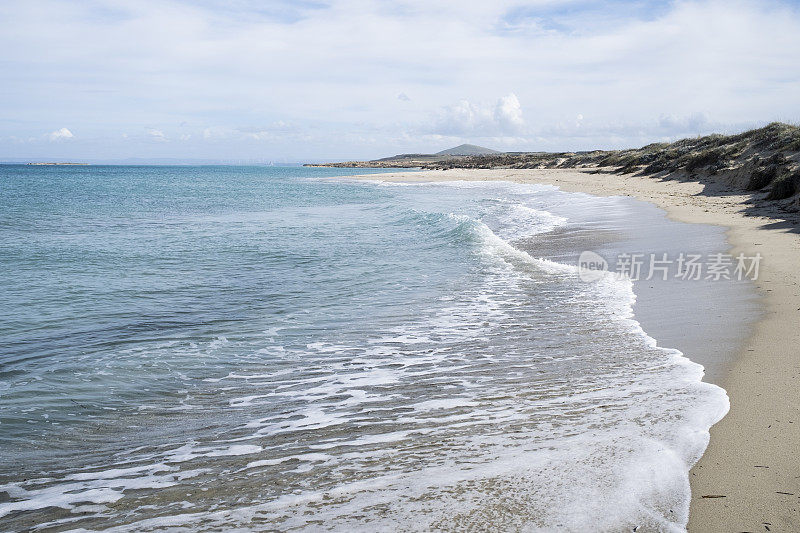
[{"x1": 355, "y1": 168, "x2": 800, "y2": 532}]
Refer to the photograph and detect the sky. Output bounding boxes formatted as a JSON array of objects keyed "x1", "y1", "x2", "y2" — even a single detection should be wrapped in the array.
[{"x1": 1, "y1": 0, "x2": 800, "y2": 162}]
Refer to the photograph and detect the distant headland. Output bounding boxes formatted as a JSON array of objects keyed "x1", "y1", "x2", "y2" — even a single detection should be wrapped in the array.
[{"x1": 27, "y1": 162, "x2": 89, "y2": 166}]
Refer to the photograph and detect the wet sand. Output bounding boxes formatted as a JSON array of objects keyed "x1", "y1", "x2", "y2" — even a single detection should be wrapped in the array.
[{"x1": 353, "y1": 168, "x2": 800, "y2": 532}]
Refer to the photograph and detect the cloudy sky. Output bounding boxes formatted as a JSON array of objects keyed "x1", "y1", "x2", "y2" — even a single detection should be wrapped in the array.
[{"x1": 2, "y1": 0, "x2": 800, "y2": 162}]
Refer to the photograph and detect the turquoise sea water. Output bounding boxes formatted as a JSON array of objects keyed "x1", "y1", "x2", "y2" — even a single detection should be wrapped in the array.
[{"x1": 0, "y1": 165, "x2": 730, "y2": 531}]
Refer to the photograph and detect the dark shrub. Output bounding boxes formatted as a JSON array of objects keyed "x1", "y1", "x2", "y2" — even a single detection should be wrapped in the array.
[
  {"x1": 746, "y1": 165, "x2": 779, "y2": 190},
  {"x1": 618, "y1": 162, "x2": 639, "y2": 174},
  {"x1": 685, "y1": 149, "x2": 724, "y2": 173},
  {"x1": 769, "y1": 152, "x2": 788, "y2": 165},
  {"x1": 766, "y1": 171, "x2": 800, "y2": 200},
  {"x1": 598, "y1": 154, "x2": 620, "y2": 167},
  {"x1": 644, "y1": 156, "x2": 671, "y2": 174}
]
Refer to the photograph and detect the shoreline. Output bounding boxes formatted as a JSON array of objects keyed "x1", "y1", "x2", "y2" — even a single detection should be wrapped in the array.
[{"x1": 351, "y1": 168, "x2": 800, "y2": 531}]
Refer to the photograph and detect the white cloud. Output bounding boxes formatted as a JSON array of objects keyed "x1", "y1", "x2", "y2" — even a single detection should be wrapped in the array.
[
  {"x1": 146, "y1": 128, "x2": 166, "y2": 141},
  {"x1": 494, "y1": 94, "x2": 524, "y2": 133},
  {"x1": 201, "y1": 127, "x2": 241, "y2": 140},
  {"x1": 428, "y1": 94, "x2": 525, "y2": 136},
  {"x1": 658, "y1": 112, "x2": 712, "y2": 135},
  {"x1": 48, "y1": 127, "x2": 73, "y2": 141},
  {"x1": 242, "y1": 130, "x2": 276, "y2": 141}
]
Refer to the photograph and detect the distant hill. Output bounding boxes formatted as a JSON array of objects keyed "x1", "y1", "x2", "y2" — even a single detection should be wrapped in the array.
[
  {"x1": 308, "y1": 144, "x2": 504, "y2": 168},
  {"x1": 435, "y1": 144, "x2": 501, "y2": 156}
]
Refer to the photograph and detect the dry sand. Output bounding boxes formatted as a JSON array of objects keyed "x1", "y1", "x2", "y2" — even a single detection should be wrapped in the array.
[{"x1": 353, "y1": 168, "x2": 800, "y2": 532}]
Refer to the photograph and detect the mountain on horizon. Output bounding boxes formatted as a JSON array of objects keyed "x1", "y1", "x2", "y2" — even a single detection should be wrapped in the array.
[{"x1": 434, "y1": 144, "x2": 501, "y2": 156}]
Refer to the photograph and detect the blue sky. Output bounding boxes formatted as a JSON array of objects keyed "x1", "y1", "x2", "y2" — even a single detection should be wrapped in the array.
[{"x1": 1, "y1": 0, "x2": 800, "y2": 162}]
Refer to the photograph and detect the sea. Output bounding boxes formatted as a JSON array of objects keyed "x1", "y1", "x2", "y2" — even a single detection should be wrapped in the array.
[{"x1": 0, "y1": 165, "x2": 745, "y2": 531}]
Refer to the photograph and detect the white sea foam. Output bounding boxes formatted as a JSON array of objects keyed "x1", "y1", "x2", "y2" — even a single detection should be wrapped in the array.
[{"x1": 0, "y1": 466, "x2": 208, "y2": 519}]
